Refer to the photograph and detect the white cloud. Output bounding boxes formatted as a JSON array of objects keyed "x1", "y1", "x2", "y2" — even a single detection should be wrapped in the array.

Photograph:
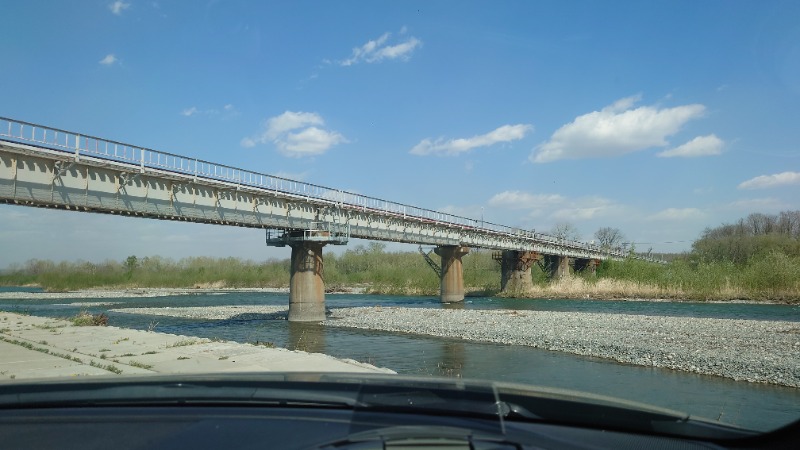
[
  {"x1": 530, "y1": 95, "x2": 707, "y2": 163},
  {"x1": 410, "y1": 124, "x2": 532, "y2": 156},
  {"x1": 263, "y1": 111, "x2": 324, "y2": 140},
  {"x1": 488, "y1": 191, "x2": 565, "y2": 210},
  {"x1": 242, "y1": 111, "x2": 347, "y2": 157},
  {"x1": 181, "y1": 104, "x2": 239, "y2": 118},
  {"x1": 278, "y1": 127, "x2": 346, "y2": 157},
  {"x1": 240, "y1": 137, "x2": 257, "y2": 148},
  {"x1": 550, "y1": 196, "x2": 622, "y2": 221},
  {"x1": 727, "y1": 197, "x2": 789, "y2": 211},
  {"x1": 99, "y1": 54, "x2": 118, "y2": 65},
  {"x1": 647, "y1": 208, "x2": 705, "y2": 221},
  {"x1": 738, "y1": 171, "x2": 800, "y2": 189},
  {"x1": 657, "y1": 134, "x2": 724, "y2": 158},
  {"x1": 488, "y1": 190, "x2": 624, "y2": 222},
  {"x1": 181, "y1": 107, "x2": 198, "y2": 117},
  {"x1": 341, "y1": 30, "x2": 422, "y2": 66},
  {"x1": 693, "y1": 187, "x2": 714, "y2": 195},
  {"x1": 109, "y1": 1, "x2": 130, "y2": 15}
]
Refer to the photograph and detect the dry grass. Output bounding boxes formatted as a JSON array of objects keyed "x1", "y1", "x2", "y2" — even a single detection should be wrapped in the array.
[
  {"x1": 496, "y1": 276, "x2": 800, "y2": 302},
  {"x1": 495, "y1": 276, "x2": 677, "y2": 300}
]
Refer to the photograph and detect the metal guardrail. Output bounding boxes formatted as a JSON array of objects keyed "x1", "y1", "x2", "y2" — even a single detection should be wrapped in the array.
[{"x1": 0, "y1": 116, "x2": 659, "y2": 262}]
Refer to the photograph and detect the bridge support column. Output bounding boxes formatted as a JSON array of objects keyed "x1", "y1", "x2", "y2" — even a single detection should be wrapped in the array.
[
  {"x1": 544, "y1": 254, "x2": 570, "y2": 279},
  {"x1": 497, "y1": 250, "x2": 537, "y2": 293},
  {"x1": 435, "y1": 245, "x2": 469, "y2": 303},
  {"x1": 288, "y1": 241, "x2": 327, "y2": 322},
  {"x1": 574, "y1": 258, "x2": 599, "y2": 276}
]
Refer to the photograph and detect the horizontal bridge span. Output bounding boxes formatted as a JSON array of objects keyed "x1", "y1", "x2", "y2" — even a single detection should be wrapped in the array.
[{"x1": 0, "y1": 117, "x2": 646, "y2": 261}]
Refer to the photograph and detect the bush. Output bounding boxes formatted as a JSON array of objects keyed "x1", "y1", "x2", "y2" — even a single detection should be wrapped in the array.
[{"x1": 71, "y1": 311, "x2": 109, "y2": 326}]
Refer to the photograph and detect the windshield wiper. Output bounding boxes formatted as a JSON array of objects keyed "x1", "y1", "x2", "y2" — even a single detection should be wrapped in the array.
[{"x1": 494, "y1": 383, "x2": 757, "y2": 440}]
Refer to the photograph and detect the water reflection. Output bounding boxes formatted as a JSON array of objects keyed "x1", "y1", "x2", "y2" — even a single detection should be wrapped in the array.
[
  {"x1": 442, "y1": 302, "x2": 465, "y2": 310},
  {"x1": 438, "y1": 341, "x2": 465, "y2": 378},
  {"x1": 288, "y1": 322, "x2": 326, "y2": 354}
]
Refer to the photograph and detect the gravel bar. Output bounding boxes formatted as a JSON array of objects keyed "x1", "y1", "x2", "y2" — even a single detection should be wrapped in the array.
[
  {"x1": 111, "y1": 305, "x2": 288, "y2": 320},
  {"x1": 107, "y1": 304, "x2": 800, "y2": 387},
  {"x1": 327, "y1": 307, "x2": 800, "y2": 388}
]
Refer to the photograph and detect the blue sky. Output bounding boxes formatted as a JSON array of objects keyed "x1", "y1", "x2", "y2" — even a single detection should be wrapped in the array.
[{"x1": 1, "y1": 0, "x2": 799, "y2": 268}]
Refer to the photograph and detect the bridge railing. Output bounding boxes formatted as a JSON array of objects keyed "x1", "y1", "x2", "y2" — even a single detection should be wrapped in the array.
[{"x1": 0, "y1": 116, "x2": 651, "y2": 262}]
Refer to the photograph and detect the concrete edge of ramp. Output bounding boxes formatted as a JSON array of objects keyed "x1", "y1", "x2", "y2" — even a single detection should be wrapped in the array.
[{"x1": 0, "y1": 312, "x2": 394, "y2": 380}]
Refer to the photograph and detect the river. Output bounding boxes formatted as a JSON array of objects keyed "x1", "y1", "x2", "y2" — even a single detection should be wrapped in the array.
[{"x1": 1, "y1": 287, "x2": 798, "y2": 432}]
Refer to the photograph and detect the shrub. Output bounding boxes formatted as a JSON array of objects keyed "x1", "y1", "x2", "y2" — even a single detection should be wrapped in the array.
[{"x1": 71, "y1": 311, "x2": 109, "y2": 326}]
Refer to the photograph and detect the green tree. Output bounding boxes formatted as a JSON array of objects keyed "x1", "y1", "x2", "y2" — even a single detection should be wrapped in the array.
[{"x1": 124, "y1": 255, "x2": 138, "y2": 278}]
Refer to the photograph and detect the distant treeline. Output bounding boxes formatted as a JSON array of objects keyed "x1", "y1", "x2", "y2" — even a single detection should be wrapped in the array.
[
  {"x1": 1, "y1": 211, "x2": 798, "y2": 302},
  {"x1": 0, "y1": 243, "x2": 500, "y2": 295},
  {"x1": 599, "y1": 210, "x2": 800, "y2": 301},
  {"x1": 691, "y1": 211, "x2": 800, "y2": 265},
  {"x1": 0, "y1": 255, "x2": 292, "y2": 292}
]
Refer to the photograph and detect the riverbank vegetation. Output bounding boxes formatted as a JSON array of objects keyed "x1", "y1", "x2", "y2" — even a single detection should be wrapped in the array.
[
  {"x1": 1, "y1": 211, "x2": 798, "y2": 302},
  {"x1": 0, "y1": 243, "x2": 498, "y2": 295},
  {"x1": 594, "y1": 211, "x2": 800, "y2": 302}
]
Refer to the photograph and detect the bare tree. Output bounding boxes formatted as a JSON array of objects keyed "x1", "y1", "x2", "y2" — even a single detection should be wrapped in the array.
[
  {"x1": 594, "y1": 227, "x2": 625, "y2": 249},
  {"x1": 550, "y1": 222, "x2": 581, "y2": 241},
  {"x1": 778, "y1": 210, "x2": 800, "y2": 238}
]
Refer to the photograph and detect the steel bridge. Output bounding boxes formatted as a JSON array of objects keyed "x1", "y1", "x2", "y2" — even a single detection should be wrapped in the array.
[{"x1": 0, "y1": 117, "x2": 658, "y2": 320}]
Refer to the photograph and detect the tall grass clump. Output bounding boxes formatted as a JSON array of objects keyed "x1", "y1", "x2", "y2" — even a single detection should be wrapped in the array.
[
  {"x1": 738, "y1": 252, "x2": 800, "y2": 300},
  {"x1": 71, "y1": 311, "x2": 109, "y2": 326}
]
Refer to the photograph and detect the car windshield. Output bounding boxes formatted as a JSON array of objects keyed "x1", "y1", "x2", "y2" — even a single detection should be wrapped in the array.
[{"x1": 0, "y1": 0, "x2": 798, "y2": 439}]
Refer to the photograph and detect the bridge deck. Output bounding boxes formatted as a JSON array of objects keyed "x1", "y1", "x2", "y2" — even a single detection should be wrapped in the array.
[{"x1": 0, "y1": 117, "x2": 648, "y2": 261}]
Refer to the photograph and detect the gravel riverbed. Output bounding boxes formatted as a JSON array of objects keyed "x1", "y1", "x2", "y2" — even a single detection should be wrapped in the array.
[
  {"x1": 327, "y1": 307, "x2": 800, "y2": 388},
  {"x1": 112, "y1": 305, "x2": 289, "y2": 320},
  {"x1": 110, "y1": 304, "x2": 800, "y2": 387}
]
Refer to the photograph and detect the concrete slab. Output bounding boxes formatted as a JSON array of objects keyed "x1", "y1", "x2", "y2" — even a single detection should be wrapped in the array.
[{"x1": 0, "y1": 312, "x2": 394, "y2": 380}]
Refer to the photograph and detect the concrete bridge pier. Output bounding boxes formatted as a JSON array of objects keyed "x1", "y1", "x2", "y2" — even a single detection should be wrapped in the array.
[
  {"x1": 497, "y1": 250, "x2": 538, "y2": 293},
  {"x1": 574, "y1": 258, "x2": 599, "y2": 276},
  {"x1": 288, "y1": 241, "x2": 327, "y2": 322},
  {"x1": 435, "y1": 245, "x2": 469, "y2": 302},
  {"x1": 544, "y1": 254, "x2": 570, "y2": 279}
]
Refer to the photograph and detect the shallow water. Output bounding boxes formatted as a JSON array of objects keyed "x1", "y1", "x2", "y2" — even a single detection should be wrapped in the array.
[{"x1": 1, "y1": 289, "x2": 798, "y2": 431}]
